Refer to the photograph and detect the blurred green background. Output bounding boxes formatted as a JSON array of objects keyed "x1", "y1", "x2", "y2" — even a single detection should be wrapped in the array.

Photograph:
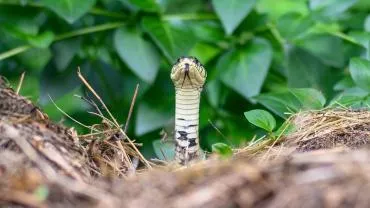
[{"x1": 1, "y1": 0, "x2": 370, "y2": 159}]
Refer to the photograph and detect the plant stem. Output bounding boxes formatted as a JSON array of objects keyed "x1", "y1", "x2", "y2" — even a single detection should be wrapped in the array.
[
  {"x1": 0, "y1": 0, "x2": 126, "y2": 19},
  {"x1": 54, "y1": 22, "x2": 125, "y2": 41},
  {"x1": 0, "y1": 22, "x2": 125, "y2": 61},
  {"x1": 163, "y1": 13, "x2": 217, "y2": 21},
  {"x1": 267, "y1": 23, "x2": 285, "y2": 49},
  {"x1": 0, "y1": 45, "x2": 31, "y2": 61},
  {"x1": 90, "y1": 8, "x2": 126, "y2": 19}
]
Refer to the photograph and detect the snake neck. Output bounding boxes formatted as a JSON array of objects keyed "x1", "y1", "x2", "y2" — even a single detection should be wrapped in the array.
[{"x1": 174, "y1": 87, "x2": 202, "y2": 165}]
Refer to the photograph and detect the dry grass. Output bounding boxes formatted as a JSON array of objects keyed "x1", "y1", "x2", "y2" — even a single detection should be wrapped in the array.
[{"x1": 1, "y1": 73, "x2": 370, "y2": 207}]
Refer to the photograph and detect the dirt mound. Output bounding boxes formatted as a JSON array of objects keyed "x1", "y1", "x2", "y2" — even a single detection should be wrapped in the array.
[{"x1": 0, "y1": 76, "x2": 369, "y2": 208}]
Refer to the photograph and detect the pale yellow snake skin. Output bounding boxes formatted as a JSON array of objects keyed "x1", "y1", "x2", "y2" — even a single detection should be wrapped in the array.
[{"x1": 170, "y1": 56, "x2": 207, "y2": 165}]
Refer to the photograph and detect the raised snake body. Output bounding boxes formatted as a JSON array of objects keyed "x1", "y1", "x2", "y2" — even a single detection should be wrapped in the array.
[{"x1": 170, "y1": 57, "x2": 207, "y2": 165}]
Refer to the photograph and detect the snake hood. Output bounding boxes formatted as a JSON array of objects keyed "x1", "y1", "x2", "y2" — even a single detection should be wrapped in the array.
[{"x1": 171, "y1": 57, "x2": 207, "y2": 89}]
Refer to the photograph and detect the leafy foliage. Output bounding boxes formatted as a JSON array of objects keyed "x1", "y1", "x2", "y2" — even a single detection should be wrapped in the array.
[
  {"x1": 244, "y1": 109, "x2": 276, "y2": 132},
  {"x1": 1, "y1": 0, "x2": 370, "y2": 159},
  {"x1": 211, "y1": 143, "x2": 233, "y2": 159}
]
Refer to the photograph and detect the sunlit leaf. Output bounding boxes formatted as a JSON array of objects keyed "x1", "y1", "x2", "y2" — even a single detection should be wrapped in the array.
[
  {"x1": 277, "y1": 13, "x2": 314, "y2": 40},
  {"x1": 142, "y1": 17, "x2": 197, "y2": 62},
  {"x1": 244, "y1": 109, "x2": 276, "y2": 132},
  {"x1": 349, "y1": 57, "x2": 370, "y2": 91},
  {"x1": 128, "y1": 0, "x2": 160, "y2": 12},
  {"x1": 255, "y1": 88, "x2": 326, "y2": 118},
  {"x1": 211, "y1": 143, "x2": 233, "y2": 159},
  {"x1": 256, "y1": 0, "x2": 308, "y2": 20},
  {"x1": 212, "y1": 0, "x2": 256, "y2": 34},
  {"x1": 114, "y1": 27, "x2": 160, "y2": 83},
  {"x1": 309, "y1": 0, "x2": 358, "y2": 19},
  {"x1": 27, "y1": 31, "x2": 54, "y2": 49},
  {"x1": 329, "y1": 87, "x2": 369, "y2": 107},
  {"x1": 40, "y1": 0, "x2": 96, "y2": 23},
  {"x1": 217, "y1": 38, "x2": 272, "y2": 99},
  {"x1": 189, "y1": 42, "x2": 221, "y2": 64},
  {"x1": 365, "y1": 14, "x2": 370, "y2": 32}
]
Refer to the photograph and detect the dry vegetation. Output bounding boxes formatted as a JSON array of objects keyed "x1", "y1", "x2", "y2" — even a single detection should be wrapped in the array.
[{"x1": 0, "y1": 75, "x2": 369, "y2": 208}]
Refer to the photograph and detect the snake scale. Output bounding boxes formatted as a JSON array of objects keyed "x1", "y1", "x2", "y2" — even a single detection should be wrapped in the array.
[{"x1": 170, "y1": 56, "x2": 207, "y2": 165}]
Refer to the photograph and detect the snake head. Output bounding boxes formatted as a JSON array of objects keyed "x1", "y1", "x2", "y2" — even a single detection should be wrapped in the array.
[{"x1": 170, "y1": 56, "x2": 207, "y2": 89}]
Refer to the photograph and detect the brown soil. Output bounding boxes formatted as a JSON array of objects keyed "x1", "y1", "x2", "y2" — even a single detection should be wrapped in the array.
[{"x1": 0, "y1": 76, "x2": 369, "y2": 208}]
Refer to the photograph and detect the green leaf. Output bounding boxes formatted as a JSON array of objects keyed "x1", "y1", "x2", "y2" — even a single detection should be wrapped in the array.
[
  {"x1": 142, "y1": 17, "x2": 197, "y2": 62},
  {"x1": 244, "y1": 109, "x2": 276, "y2": 132},
  {"x1": 52, "y1": 38, "x2": 82, "y2": 71},
  {"x1": 334, "y1": 77, "x2": 355, "y2": 91},
  {"x1": 273, "y1": 120, "x2": 296, "y2": 137},
  {"x1": 152, "y1": 140, "x2": 175, "y2": 161},
  {"x1": 329, "y1": 87, "x2": 369, "y2": 107},
  {"x1": 114, "y1": 27, "x2": 160, "y2": 83},
  {"x1": 277, "y1": 13, "x2": 314, "y2": 40},
  {"x1": 348, "y1": 31, "x2": 370, "y2": 60},
  {"x1": 211, "y1": 143, "x2": 233, "y2": 159},
  {"x1": 286, "y1": 47, "x2": 335, "y2": 96},
  {"x1": 256, "y1": 0, "x2": 308, "y2": 20},
  {"x1": 255, "y1": 88, "x2": 326, "y2": 118},
  {"x1": 0, "y1": 6, "x2": 40, "y2": 35},
  {"x1": 295, "y1": 34, "x2": 345, "y2": 68},
  {"x1": 349, "y1": 57, "x2": 370, "y2": 92},
  {"x1": 365, "y1": 14, "x2": 370, "y2": 32},
  {"x1": 189, "y1": 42, "x2": 221, "y2": 64},
  {"x1": 309, "y1": 0, "x2": 358, "y2": 18},
  {"x1": 217, "y1": 38, "x2": 272, "y2": 99},
  {"x1": 290, "y1": 88, "x2": 326, "y2": 108},
  {"x1": 206, "y1": 80, "x2": 222, "y2": 108},
  {"x1": 135, "y1": 102, "x2": 173, "y2": 136},
  {"x1": 18, "y1": 48, "x2": 51, "y2": 72},
  {"x1": 128, "y1": 0, "x2": 160, "y2": 12},
  {"x1": 27, "y1": 31, "x2": 55, "y2": 49},
  {"x1": 40, "y1": 0, "x2": 97, "y2": 23},
  {"x1": 160, "y1": 0, "x2": 205, "y2": 13},
  {"x1": 191, "y1": 21, "x2": 225, "y2": 43},
  {"x1": 212, "y1": 0, "x2": 257, "y2": 34}
]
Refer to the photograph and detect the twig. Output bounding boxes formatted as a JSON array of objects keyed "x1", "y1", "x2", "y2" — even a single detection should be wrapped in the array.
[
  {"x1": 74, "y1": 94, "x2": 104, "y2": 116},
  {"x1": 259, "y1": 116, "x2": 293, "y2": 164},
  {"x1": 48, "y1": 95, "x2": 98, "y2": 132},
  {"x1": 77, "y1": 68, "x2": 151, "y2": 169},
  {"x1": 87, "y1": 111, "x2": 116, "y2": 127},
  {"x1": 76, "y1": 68, "x2": 132, "y2": 170},
  {"x1": 208, "y1": 119, "x2": 229, "y2": 141},
  {"x1": 124, "y1": 84, "x2": 139, "y2": 133},
  {"x1": 16, "y1": 72, "x2": 25, "y2": 95},
  {"x1": 123, "y1": 84, "x2": 140, "y2": 173}
]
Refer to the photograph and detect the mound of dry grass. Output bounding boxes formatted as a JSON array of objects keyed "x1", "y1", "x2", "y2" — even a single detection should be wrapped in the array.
[{"x1": 1, "y1": 74, "x2": 370, "y2": 208}]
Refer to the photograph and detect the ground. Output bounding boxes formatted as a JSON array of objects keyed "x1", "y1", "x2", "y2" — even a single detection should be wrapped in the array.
[{"x1": 0, "y1": 76, "x2": 369, "y2": 208}]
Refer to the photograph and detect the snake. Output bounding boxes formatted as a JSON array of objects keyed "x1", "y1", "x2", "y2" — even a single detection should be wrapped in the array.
[{"x1": 170, "y1": 56, "x2": 207, "y2": 165}]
